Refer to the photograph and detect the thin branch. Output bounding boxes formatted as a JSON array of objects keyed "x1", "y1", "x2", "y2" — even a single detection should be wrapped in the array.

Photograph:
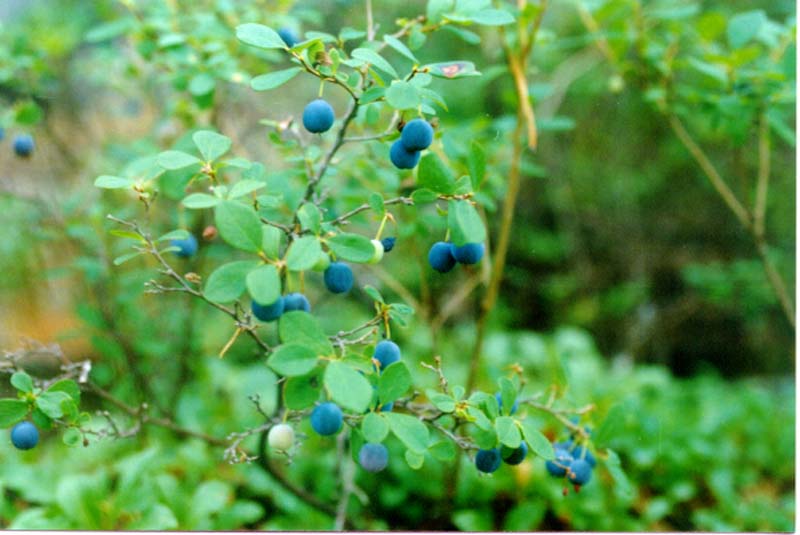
[
  {"x1": 326, "y1": 196, "x2": 413, "y2": 227},
  {"x1": 753, "y1": 112, "x2": 771, "y2": 239}
]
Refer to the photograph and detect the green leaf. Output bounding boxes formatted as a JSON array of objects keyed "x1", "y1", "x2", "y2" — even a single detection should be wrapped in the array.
[
  {"x1": 286, "y1": 236, "x2": 322, "y2": 271},
  {"x1": 362, "y1": 412, "x2": 389, "y2": 443},
  {"x1": 0, "y1": 399, "x2": 29, "y2": 428},
  {"x1": 251, "y1": 67, "x2": 302, "y2": 91},
  {"x1": 35, "y1": 391, "x2": 72, "y2": 419},
  {"x1": 520, "y1": 418, "x2": 554, "y2": 460},
  {"x1": 405, "y1": 449, "x2": 424, "y2": 469},
  {"x1": 426, "y1": 390, "x2": 456, "y2": 412},
  {"x1": 448, "y1": 199, "x2": 486, "y2": 246},
  {"x1": 468, "y1": 8, "x2": 515, "y2": 26},
  {"x1": 383, "y1": 35, "x2": 418, "y2": 63},
  {"x1": 204, "y1": 261, "x2": 259, "y2": 303},
  {"x1": 495, "y1": 416, "x2": 522, "y2": 448},
  {"x1": 605, "y1": 449, "x2": 634, "y2": 497},
  {"x1": 284, "y1": 371, "x2": 321, "y2": 410},
  {"x1": 377, "y1": 362, "x2": 412, "y2": 404},
  {"x1": 236, "y1": 23, "x2": 287, "y2": 50},
  {"x1": 351, "y1": 48, "x2": 398, "y2": 78},
  {"x1": 215, "y1": 201, "x2": 263, "y2": 253},
  {"x1": 229, "y1": 180, "x2": 267, "y2": 199},
  {"x1": 95, "y1": 175, "x2": 134, "y2": 189},
  {"x1": 268, "y1": 344, "x2": 319, "y2": 376},
  {"x1": 727, "y1": 10, "x2": 766, "y2": 49},
  {"x1": 368, "y1": 193, "x2": 385, "y2": 218},
  {"x1": 594, "y1": 404, "x2": 625, "y2": 449},
  {"x1": 62, "y1": 428, "x2": 82, "y2": 447},
  {"x1": 279, "y1": 311, "x2": 333, "y2": 356},
  {"x1": 246, "y1": 264, "x2": 281, "y2": 305},
  {"x1": 262, "y1": 226, "x2": 283, "y2": 259},
  {"x1": 498, "y1": 377, "x2": 516, "y2": 416},
  {"x1": 156, "y1": 229, "x2": 190, "y2": 242},
  {"x1": 418, "y1": 153, "x2": 456, "y2": 194},
  {"x1": 297, "y1": 204, "x2": 322, "y2": 234},
  {"x1": 157, "y1": 150, "x2": 201, "y2": 170},
  {"x1": 429, "y1": 440, "x2": 457, "y2": 461},
  {"x1": 193, "y1": 130, "x2": 231, "y2": 162},
  {"x1": 10, "y1": 372, "x2": 33, "y2": 393},
  {"x1": 47, "y1": 380, "x2": 80, "y2": 403},
  {"x1": 113, "y1": 252, "x2": 141, "y2": 266},
  {"x1": 363, "y1": 285, "x2": 384, "y2": 303},
  {"x1": 324, "y1": 361, "x2": 373, "y2": 412},
  {"x1": 327, "y1": 233, "x2": 375, "y2": 263},
  {"x1": 424, "y1": 61, "x2": 481, "y2": 79},
  {"x1": 411, "y1": 188, "x2": 438, "y2": 204},
  {"x1": 467, "y1": 141, "x2": 486, "y2": 186},
  {"x1": 385, "y1": 412, "x2": 429, "y2": 453},
  {"x1": 182, "y1": 193, "x2": 220, "y2": 209},
  {"x1": 385, "y1": 81, "x2": 421, "y2": 110},
  {"x1": 189, "y1": 73, "x2": 215, "y2": 96}
]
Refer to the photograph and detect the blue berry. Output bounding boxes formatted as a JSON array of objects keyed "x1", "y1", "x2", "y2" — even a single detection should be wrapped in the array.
[
  {"x1": 572, "y1": 445, "x2": 597, "y2": 467},
  {"x1": 381, "y1": 237, "x2": 396, "y2": 252},
  {"x1": 545, "y1": 448, "x2": 573, "y2": 477},
  {"x1": 379, "y1": 401, "x2": 394, "y2": 412},
  {"x1": 359, "y1": 443, "x2": 389, "y2": 472},
  {"x1": 324, "y1": 262, "x2": 353, "y2": 294},
  {"x1": 568, "y1": 458, "x2": 592, "y2": 486},
  {"x1": 475, "y1": 448, "x2": 502, "y2": 473},
  {"x1": 310, "y1": 402, "x2": 343, "y2": 436},
  {"x1": 278, "y1": 27, "x2": 300, "y2": 47},
  {"x1": 10, "y1": 421, "x2": 39, "y2": 450},
  {"x1": 428, "y1": 241, "x2": 456, "y2": 273},
  {"x1": 283, "y1": 293, "x2": 311, "y2": 312},
  {"x1": 13, "y1": 134, "x2": 34, "y2": 157},
  {"x1": 400, "y1": 119, "x2": 434, "y2": 151},
  {"x1": 452, "y1": 243, "x2": 484, "y2": 265},
  {"x1": 252, "y1": 298, "x2": 284, "y2": 322},
  {"x1": 495, "y1": 393, "x2": 519, "y2": 415},
  {"x1": 501, "y1": 442, "x2": 528, "y2": 465},
  {"x1": 373, "y1": 340, "x2": 401, "y2": 370},
  {"x1": 302, "y1": 99, "x2": 335, "y2": 133},
  {"x1": 170, "y1": 234, "x2": 198, "y2": 258},
  {"x1": 389, "y1": 140, "x2": 420, "y2": 169}
]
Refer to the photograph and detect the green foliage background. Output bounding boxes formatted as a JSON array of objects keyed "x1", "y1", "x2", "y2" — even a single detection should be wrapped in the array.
[{"x1": 0, "y1": 0, "x2": 794, "y2": 531}]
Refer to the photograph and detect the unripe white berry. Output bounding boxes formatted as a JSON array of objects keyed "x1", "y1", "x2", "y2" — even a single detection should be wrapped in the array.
[
  {"x1": 368, "y1": 239, "x2": 384, "y2": 264},
  {"x1": 268, "y1": 423, "x2": 295, "y2": 451}
]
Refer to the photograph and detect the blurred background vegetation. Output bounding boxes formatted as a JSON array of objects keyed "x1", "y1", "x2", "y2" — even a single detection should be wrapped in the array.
[{"x1": 0, "y1": 0, "x2": 794, "y2": 531}]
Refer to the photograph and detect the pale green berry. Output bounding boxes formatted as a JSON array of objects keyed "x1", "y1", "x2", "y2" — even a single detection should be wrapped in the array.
[
  {"x1": 368, "y1": 239, "x2": 384, "y2": 264},
  {"x1": 268, "y1": 423, "x2": 295, "y2": 451}
]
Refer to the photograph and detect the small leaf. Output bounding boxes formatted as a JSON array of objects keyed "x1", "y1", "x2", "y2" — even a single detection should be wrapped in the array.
[
  {"x1": 385, "y1": 412, "x2": 429, "y2": 453},
  {"x1": 262, "y1": 226, "x2": 283, "y2": 259},
  {"x1": 10, "y1": 372, "x2": 33, "y2": 393},
  {"x1": 424, "y1": 61, "x2": 481, "y2": 79},
  {"x1": 182, "y1": 193, "x2": 220, "y2": 209},
  {"x1": 246, "y1": 264, "x2": 281, "y2": 305},
  {"x1": 405, "y1": 449, "x2": 424, "y2": 469},
  {"x1": 35, "y1": 391, "x2": 71, "y2": 419},
  {"x1": 157, "y1": 150, "x2": 201, "y2": 170},
  {"x1": 495, "y1": 416, "x2": 521, "y2": 448},
  {"x1": 448, "y1": 199, "x2": 486, "y2": 246},
  {"x1": 385, "y1": 81, "x2": 421, "y2": 110},
  {"x1": 427, "y1": 390, "x2": 456, "y2": 413},
  {"x1": 351, "y1": 48, "x2": 398, "y2": 78},
  {"x1": 468, "y1": 9, "x2": 515, "y2": 26},
  {"x1": 606, "y1": 449, "x2": 634, "y2": 497},
  {"x1": 215, "y1": 201, "x2": 263, "y2": 253},
  {"x1": 251, "y1": 67, "x2": 302, "y2": 91},
  {"x1": 429, "y1": 440, "x2": 457, "y2": 461},
  {"x1": 204, "y1": 261, "x2": 259, "y2": 303},
  {"x1": 189, "y1": 73, "x2": 215, "y2": 96},
  {"x1": 377, "y1": 362, "x2": 412, "y2": 404},
  {"x1": 62, "y1": 428, "x2": 82, "y2": 447},
  {"x1": 362, "y1": 412, "x2": 389, "y2": 443},
  {"x1": 284, "y1": 371, "x2": 322, "y2": 410},
  {"x1": 368, "y1": 193, "x2": 385, "y2": 218},
  {"x1": 383, "y1": 35, "x2": 418, "y2": 63},
  {"x1": 520, "y1": 418, "x2": 554, "y2": 460},
  {"x1": 467, "y1": 141, "x2": 486, "y2": 186},
  {"x1": 236, "y1": 23, "x2": 287, "y2": 50},
  {"x1": 418, "y1": 153, "x2": 456, "y2": 194},
  {"x1": 279, "y1": 311, "x2": 333, "y2": 356},
  {"x1": 296, "y1": 204, "x2": 322, "y2": 234},
  {"x1": 286, "y1": 236, "x2": 322, "y2": 272},
  {"x1": 193, "y1": 130, "x2": 232, "y2": 162},
  {"x1": 727, "y1": 10, "x2": 767, "y2": 49},
  {"x1": 327, "y1": 233, "x2": 375, "y2": 263},
  {"x1": 268, "y1": 344, "x2": 319, "y2": 376},
  {"x1": 594, "y1": 404, "x2": 625, "y2": 449},
  {"x1": 411, "y1": 188, "x2": 438, "y2": 204},
  {"x1": 0, "y1": 399, "x2": 29, "y2": 428},
  {"x1": 324, "y1": 361, "x2": 373, "y2": 412},
  {"x1": 113, "y1": 252, "x2": 142, "y2": 266},
  {"x1": 228, "y1": 180, "x2": 267, "y2": 199},
  {"x1": 47, "y1": 380, "x2": 80, "y2": 403},
  {"x1": 95, "y1": 175, "x2": 134, "y2": 189}
]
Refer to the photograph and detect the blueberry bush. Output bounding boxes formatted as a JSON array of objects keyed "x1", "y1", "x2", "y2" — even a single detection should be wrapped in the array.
[{"x1": 0, "y1": 0, "x2": 793, "y2": 531}]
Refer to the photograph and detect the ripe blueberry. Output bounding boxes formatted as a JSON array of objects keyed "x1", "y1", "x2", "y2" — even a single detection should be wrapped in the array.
[
  {"x1": 10, "y1": 421, "x2": 39, "y2": 450},
  {"x1": 495, "y1": 392, "x2": 519, "y2": 415},
  {"x1": 567, "y1": 458, "x2": 592, "y2": 486},
  {"x1": 13, "y1": 134, "x2": 34, "y2": 157},
  {"x1": 324, "y1": 262, "x2": 353, "y2": 294},
  {"x1": 501, "y1": 442, "x2": 528, "y2": 465},
  {"x1": 252, "y1": 298, "x2": 284, "y2": 322},
  {"x1": 170, "y1": 234, "x2": 198, "y2": 258},
  {"x1": 278, "y1": 27, "x2": 300, "y2": 47},
  {"x1": 373, "y1": 340, "x2": 401, "y2": 370},
  {"x1": 428, "y1": 241, "x2": 456, "y2": 273},
  {"x1": 572, "y1": 445, "x2": 597, "y2": 467},
  {"x1": 310, "y1": 402, "x2": 343, "y2": 436},
  {"x1": 302, "y1": 99, "x2": 335, "y2": 133},
  {"x1": 381, "y1": 237, "x2": 396, "y2": 252},
  {"x1": 367, "y1": 239, "x2": 384, "y2": 264},
  {"x1": 545, "y1": 448, "x2": 573, "y2": 477},
  {"x1": 267, "y1": 423, "x2": 295, "y2": 451},
  {"x1": 400, "y1": 119, "x2": 433, "y2": 151},
  {"x1": 475, "y1": 448, "x2": 502, "y2": 473},
  {"x1": 452, "y1": 242, "x2": 484, "y2": 265},
  {"x1": 389, "y1": 140, "x2": 420, "y2": 169},
  {"x1": 283, "y1": 293, "x2": 311, "y2": 312},
  {"x1": 359, "y1": 443, "x2": 389, "y2": 472}
]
